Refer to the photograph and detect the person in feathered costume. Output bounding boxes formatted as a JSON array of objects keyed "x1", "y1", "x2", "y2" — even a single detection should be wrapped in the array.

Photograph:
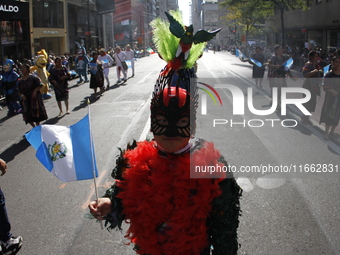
[
  {"x1": 0, "y1": 59, "x2": 22, "y2": 116},
  {"x1": 30, "y1": 49, "x2": 52, "y2": 100},
  {"x1": 74, "y1": 41, "x2": 89, "y2": 84},
  {"x1": 89, "y1": 10, "x2": 242, "y2": 255}
]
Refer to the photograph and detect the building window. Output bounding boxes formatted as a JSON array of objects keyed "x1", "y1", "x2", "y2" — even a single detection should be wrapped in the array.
[
  {"x1": 33, "y1": 0, "x2": 64, "y2": 28},
  {"x1": 326, "y1": 0, "x2": 332, "y2": 2},
  {"x1": 316, "y1": 0, "x2": 321, "y2": 4},
  {"x1": 1, "y1": 21, "x2": 29, "y2": 45}
]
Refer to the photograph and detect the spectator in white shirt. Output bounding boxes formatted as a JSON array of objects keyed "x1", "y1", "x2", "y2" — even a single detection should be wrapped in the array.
[
  {"x1": 114, "y1": 46, "x2": 127, "y2": 83},
  {"x1": 99, "y1": 48, "x2": 114, "y2": 89},
  {"x1": 125, "y1": 44, "x2": 135, "y2": 77}
]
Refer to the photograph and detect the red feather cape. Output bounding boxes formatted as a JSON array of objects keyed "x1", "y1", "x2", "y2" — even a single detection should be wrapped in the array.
[{"x1": 116, "y1": 140, "x2": 225, "y2": 255}]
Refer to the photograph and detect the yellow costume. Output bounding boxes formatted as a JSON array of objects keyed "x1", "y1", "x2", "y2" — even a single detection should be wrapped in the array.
[{"x1": 30, "y1": 49, "x2": 52, "y2": 99}]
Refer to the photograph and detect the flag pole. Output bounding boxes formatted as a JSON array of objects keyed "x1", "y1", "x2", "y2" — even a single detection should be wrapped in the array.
[{"x1": 87, "y1": 99, "x2": 103, "y2": 230}]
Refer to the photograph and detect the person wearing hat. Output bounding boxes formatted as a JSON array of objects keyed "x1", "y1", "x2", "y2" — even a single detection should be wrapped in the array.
[
  {"x1": 98, "y1": 48, "x2": 114, "y2": 89},
  {"x1": 89, "y1": 68, "x2": 242, "y2": 255},
  {"x1": 89, "y1": 11, "x2": 241, "y2": 255}
]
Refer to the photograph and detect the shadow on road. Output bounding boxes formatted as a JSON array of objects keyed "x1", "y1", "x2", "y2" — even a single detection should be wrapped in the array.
[
  {"x1": 0, "y1": 113, "x2": 20, "y2": 125},
  {"x1": 232, "y1": 63, "x2": 252, "y2": 69},
  {"x1": 44, "y1": 116, "x2": 63, "y2": 125},
  {"x1": 0, "y1": 138, "x2": 30, "y2": 164}
]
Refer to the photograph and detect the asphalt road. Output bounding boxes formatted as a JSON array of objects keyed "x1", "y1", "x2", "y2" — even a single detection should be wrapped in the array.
[{"x1": 0, "y1": 51, "x2": 339, "y2": 255}]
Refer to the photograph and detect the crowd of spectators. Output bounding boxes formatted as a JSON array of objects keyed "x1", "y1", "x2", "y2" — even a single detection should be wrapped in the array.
[
  {"x1": 1, "y1": 44, "x2": 155, "y2": 109},
  {"x1": 228, "y1": 43, "x2": 339, "y2": 71}
]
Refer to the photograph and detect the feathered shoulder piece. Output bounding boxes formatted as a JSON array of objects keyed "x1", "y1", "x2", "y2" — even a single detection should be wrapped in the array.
[{"x1": 150, "y1": 10, "x2": 221, "y2": 71}]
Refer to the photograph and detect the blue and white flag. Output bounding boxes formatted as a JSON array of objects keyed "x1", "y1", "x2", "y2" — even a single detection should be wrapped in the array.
[
  {"x1": 101, "y1": 59, "x2": 110, "y2": 68},
  {"x1": 125, "y1": 60, "x2": 132, "y2": 68},
  {"x1": 283, "y1": 57, "x2": 294, "y2": 71},
  {"x1": 68, "y1": 70, "x2": 77, "y2": 76},
  {"x1": 89, "y1": 62, "x2": 98, "y2": 75},
  {"x1": 249, "y1": 58, "x2": 263, "y2": 68},
  {"x1": 323, "y1": 64, "x2": 331, "y2": 74},
  {"x1": 25, "y1": 114, "x2": 98, "y2": 182},
  {"x1": 237, "y1": 49, "x2": 246, "y2": 58}
]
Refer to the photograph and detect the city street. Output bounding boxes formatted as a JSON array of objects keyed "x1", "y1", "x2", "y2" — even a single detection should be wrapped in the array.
[{"x1": 0, "y1": 51, "x2": 339, "y2": 255}]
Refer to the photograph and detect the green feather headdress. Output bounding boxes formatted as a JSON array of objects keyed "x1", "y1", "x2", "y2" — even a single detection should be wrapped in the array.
[{"x1": 150, "y1": 10, "x2": 205, "y2": 69}]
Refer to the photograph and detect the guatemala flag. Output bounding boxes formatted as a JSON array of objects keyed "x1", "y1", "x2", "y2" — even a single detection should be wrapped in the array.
[
  {"x1": 323, "y1": 64, "x2": 330, "y2": 74},
  {"x1": 125, "y1": 60, "x2": 132, "y2": 68},
  {"x1": 283, "y1": 57, "x2": 294, "y2": 71},
  {"x1": 25, "y1": 114, "x2": 98, "y2": 182},
  {"x1": 236, "y1": 49, "x2": 247, "y2": 58},
  {"x1": 249, "y1": 58, "x2": 263, "y2": 67},
  {"x1": 89, "y1": 62, "x2": 98, "y2": 75}
]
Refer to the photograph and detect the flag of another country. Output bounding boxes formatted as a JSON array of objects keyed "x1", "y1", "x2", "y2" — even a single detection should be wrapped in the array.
[
  {"x1": 146, "y1": 47, "x2": 155, "y2": 54},
  {"x1": 25, "y1": 114, "x2": 98, "y2": 182}
]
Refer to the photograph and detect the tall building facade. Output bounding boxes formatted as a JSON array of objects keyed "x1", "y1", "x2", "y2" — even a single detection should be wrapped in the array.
[
  {"x1": 30, "y1": 0, "x2": 68, "y2": 57},
  {"x1": 190, "y1": 0, "x2": 231, "y2": 48},
  {"x1": 191, "y1": 0, "x2": 203, "y2": 30},
  {"x1": 201, "y1": 0, "x2": 220, "y2": 47},
  {"x1": 1, "y1": 0, "x2": 169, "y2": 61},
  {"x1": 156, "y1": 0, "x2": 168, "y2": 21},
  {"x1": 66, "y1": 0, "x2": 107, "y2": 54},
  {"x1": 267, "y1": 0, "x2": 340, "y2": 50},
  {"x1": 113, "y1": 0, "x2": 157, "y2": 49},
  {"x1": 167, "y1": 0, "x2": 178, "y2": 12},
  {"x1": 30, "y1": 0, "x2": 106, "y2": 57},
  {"x1": 22, "y1": 0, "x2": 109, "y2": 59},
  {"x1": 156, "y1": 0, "x2": 180, "y2": 22}
]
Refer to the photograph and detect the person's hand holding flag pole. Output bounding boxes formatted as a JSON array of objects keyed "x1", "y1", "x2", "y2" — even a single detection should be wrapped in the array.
[
  {"x1": 87, "y1": 99, "x2": 103, "y2": 229},
  {"x1": 270, "y1": 57, "x2": 297, "y2": 81},
  {"x1": 282, "y1": 57, "x2": 298, "y2": 81},
  {"x1": 25, "y1": 100, "x2": 103, "y2": 229}
]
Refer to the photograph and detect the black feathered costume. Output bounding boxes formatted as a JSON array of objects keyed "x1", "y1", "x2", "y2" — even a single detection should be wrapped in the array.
[{"x1": 99, "y1": 10, "x2": 242, "y2": 255}]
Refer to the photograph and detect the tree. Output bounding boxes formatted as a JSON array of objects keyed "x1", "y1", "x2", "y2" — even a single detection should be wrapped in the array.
[
  {"x1": 220, "y1": 0, "x2": 273, "y2": 44},
  {"x1": 264, "y1": 0, "x2": 309, "y2": 46},
  {"x1": 219, "y1": 0, "x2": 273, "y2": 44},
  {"x1": 219, "y1": 0, "x2": 309, "y2": 46}
]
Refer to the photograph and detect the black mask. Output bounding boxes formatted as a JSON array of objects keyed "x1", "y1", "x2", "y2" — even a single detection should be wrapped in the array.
[{"x1": 150, "y1": 68, "x2": 198, "y2": 137}]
